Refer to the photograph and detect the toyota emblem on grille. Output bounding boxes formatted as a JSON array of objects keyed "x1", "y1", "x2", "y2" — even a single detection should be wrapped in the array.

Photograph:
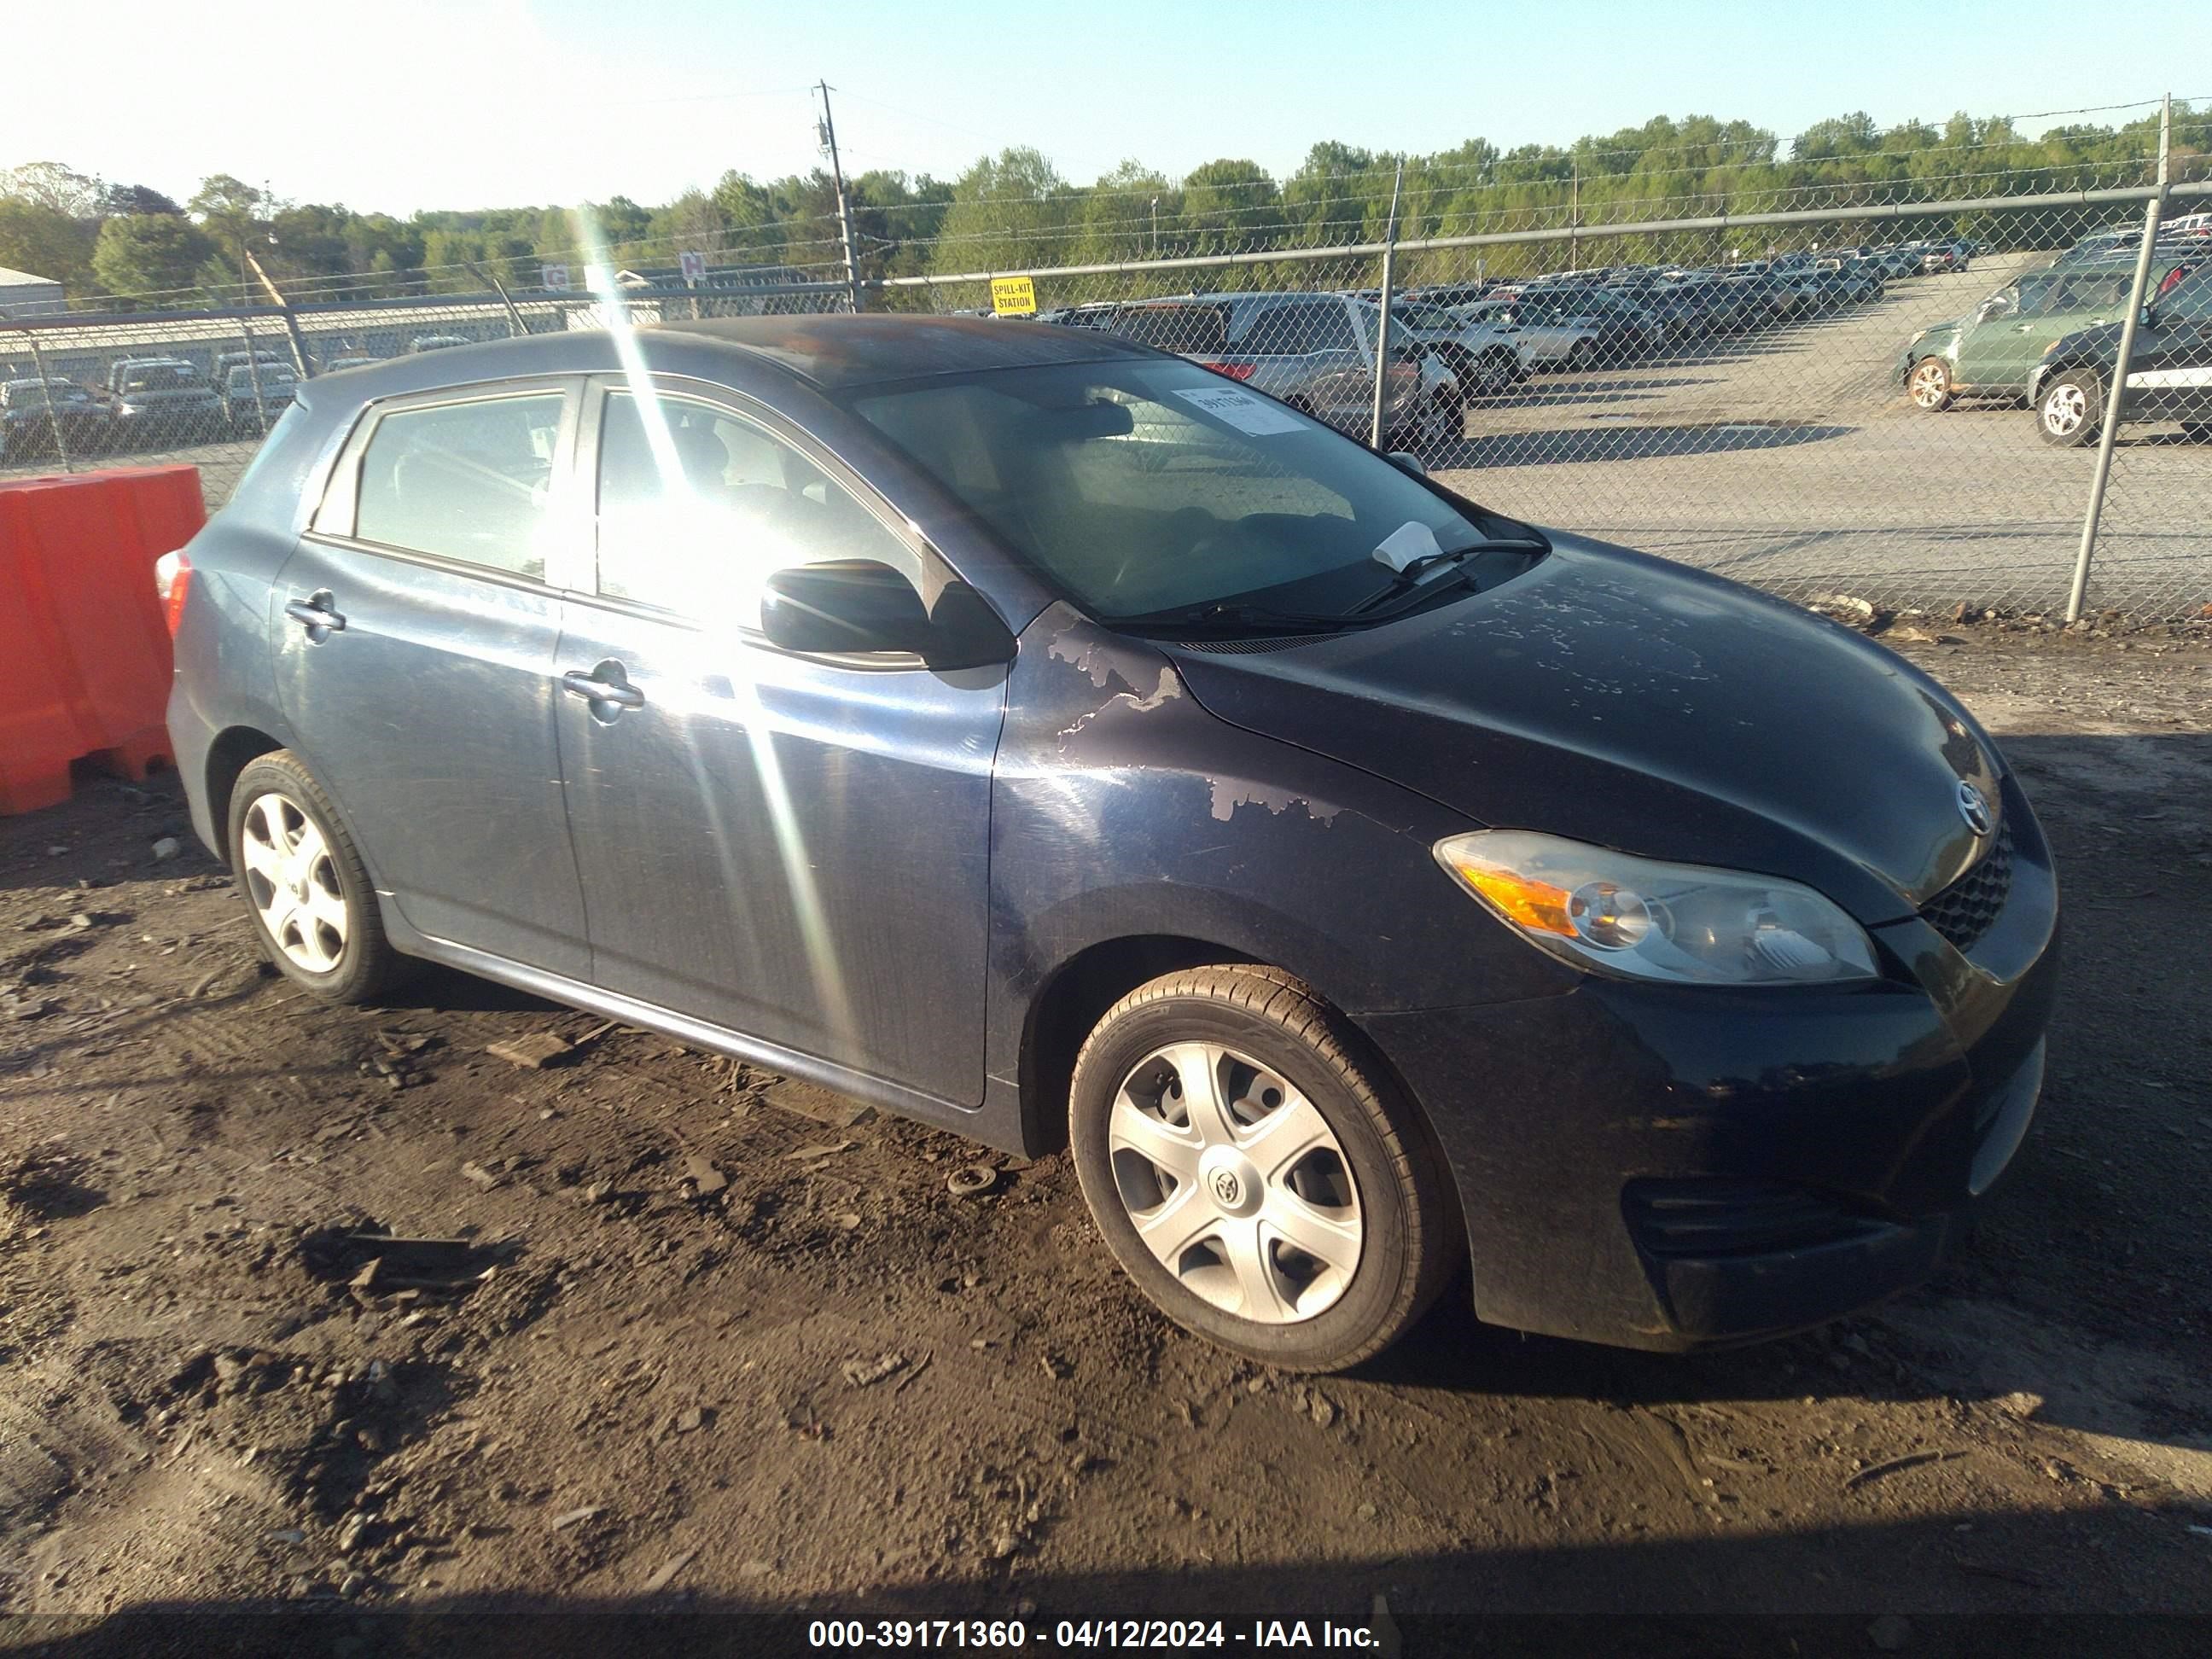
[{"x1": 1955, "y1": 781, "x2": 1993, "y2": 836}]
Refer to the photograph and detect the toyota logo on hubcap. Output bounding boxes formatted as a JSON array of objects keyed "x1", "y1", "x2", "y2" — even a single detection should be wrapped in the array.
[
  {"x1": 1956, "y1": 781, "x2": 1993, "y2": 837},
  {"x1": 1210, "y1": 1169, "x2": 1242, "y2": 1206}
]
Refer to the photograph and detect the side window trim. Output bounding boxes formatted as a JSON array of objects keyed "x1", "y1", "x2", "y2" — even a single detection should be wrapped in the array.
[
  {"x1": 307, "y1": 376, "x2": 588, "y2": 590},
  {"x1": 573, "y1": 372, "x2": 952, "y2": 633}
]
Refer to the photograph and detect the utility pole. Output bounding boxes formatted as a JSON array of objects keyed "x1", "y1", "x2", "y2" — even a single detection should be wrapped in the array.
[
  {"x1": 1150, "y1": 195, "x2": 1160, "y2": 258},
  {"x1": 816, "y1": 80, "x2": 864, "y2": 313}
]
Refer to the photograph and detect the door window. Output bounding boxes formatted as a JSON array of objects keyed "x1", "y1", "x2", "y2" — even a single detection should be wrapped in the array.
[
  {"x1": 593, "y1": 390, "x2": 920, "y2": 626},
  {"x1": 1247, "y1": 300, "x2": 1358, "y2": 354},
  {"x1": 2158, "y1": 266, "x2": 2212, "y2": 319},
  {"x1": 353, "y1": 393, "x2": 567, "y2": 579}
]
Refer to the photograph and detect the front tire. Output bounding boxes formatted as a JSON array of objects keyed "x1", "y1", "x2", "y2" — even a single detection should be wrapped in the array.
[
  {"x1": 1068, "y1": 966, "x2": 1457, "y2": 1372},
  {"x1": 1906, "y1": 357, "x2": 1954, "y2": 412},
  {"x1": 2037, "y1": 367, "x2": 2104, "y2": 448},
  {"x1": 227, "y1": 751, "x2": 408, "y2": 1003}
]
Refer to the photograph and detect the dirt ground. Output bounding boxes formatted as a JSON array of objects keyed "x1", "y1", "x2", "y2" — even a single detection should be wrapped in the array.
[{"x1": 1, "y1": 621, "x2": 2209, "y2": 1649}]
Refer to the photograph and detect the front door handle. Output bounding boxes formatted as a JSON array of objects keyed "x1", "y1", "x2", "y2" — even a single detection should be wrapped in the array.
[
  {"x1": 284, "y1": 591, "x2": 346, "y2": 637},
  {"x1": 561, "y1": 665, "x2": 645, "y2": 710}
]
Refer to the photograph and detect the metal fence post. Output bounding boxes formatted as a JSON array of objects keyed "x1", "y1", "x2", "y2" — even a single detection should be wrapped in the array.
[
  {"x1": 1368, "y1": 160, "x2": 1404, "y2": 451},
  {"x1": 462, "y1": 257, "x2": 527, "y2": 338},
  {"x1": 20, "y1": 328, "x2": 75, "y2": 472},
  {"x1": 2064, "y1": 95, "x2": 2172, "y2": 623}
]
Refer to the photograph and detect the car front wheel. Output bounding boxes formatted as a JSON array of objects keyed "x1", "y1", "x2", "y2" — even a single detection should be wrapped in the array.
[
  {"x1": 1906, "y1": 357, "x2": 1954, "y2": 411},
  {"x1": 227, "y1": 751, "x2": 409, "y2": 1003},
  {"x1": 1068, "y1": 966, "x2": 1458, "y2": 1371},
  {"x1": 2037, "y1": 367, "x2": 2104, "y2": 447}
]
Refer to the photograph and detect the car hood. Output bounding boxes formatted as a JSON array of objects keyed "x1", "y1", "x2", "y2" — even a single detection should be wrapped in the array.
[{"x1": 1158, "y1": 535, "x2": 2004, "y2": 923}]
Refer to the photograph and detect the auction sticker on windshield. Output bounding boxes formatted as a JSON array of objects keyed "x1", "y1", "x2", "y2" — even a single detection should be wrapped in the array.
[{"x1": 1171, "y1": 384, "x2": 1307, "y2": 434}]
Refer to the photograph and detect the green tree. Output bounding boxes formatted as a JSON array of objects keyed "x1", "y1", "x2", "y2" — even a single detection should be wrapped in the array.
[
  {"x1": 101, "y1": 182, "x2": 183, "y2": 217},
  {"x1": 0, "y1": 197, "x2": 97, "y2": 289},
  {"x1": 932, "y1": 148, "x2": 1075, "y2": 276},
  {"x1": 1, "y1": 162, "x2": 103, "y2": 218},
  {"x1": 90, "y1": 214, "x2": 215, "y2": 303},
  {"x1": 1179, "y1": 158, "x2": 1282, "y2": 254}
]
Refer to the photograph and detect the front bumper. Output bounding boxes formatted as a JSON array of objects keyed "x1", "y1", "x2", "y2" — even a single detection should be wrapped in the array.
[{"x1": 1364, "y1": 776, "x2": 2059, "y2": 1352}]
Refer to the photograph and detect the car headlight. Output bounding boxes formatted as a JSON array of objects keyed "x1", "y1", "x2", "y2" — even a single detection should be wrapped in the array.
[{"x1": 1434, "y1": 830, "x2": 1881, "y2": 987}]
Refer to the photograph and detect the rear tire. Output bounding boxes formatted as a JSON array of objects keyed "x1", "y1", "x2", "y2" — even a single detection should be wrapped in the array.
[
  {"x1": 227, "y1": 751, "x2": 410, "y2": 1004},
  {"x1": 2036, "y1": 366, "x2": 2104, "y2": 448},
  {"x1": 1068, "y1": 966, "x2": 1458, "y2": 1373}
]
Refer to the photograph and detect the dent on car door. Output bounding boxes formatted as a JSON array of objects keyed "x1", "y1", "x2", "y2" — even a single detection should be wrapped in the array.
[
  {"x1": 269, "y1": 380, "x2": 593, "y2": 977},
  {"x1": 553, "y1": 381, "x2": 1005, "y2": 1106}
]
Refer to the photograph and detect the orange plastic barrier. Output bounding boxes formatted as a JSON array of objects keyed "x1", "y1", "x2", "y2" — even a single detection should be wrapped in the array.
[{"x1": 0, "y1": 466, "x2": 203, "y2": 815}]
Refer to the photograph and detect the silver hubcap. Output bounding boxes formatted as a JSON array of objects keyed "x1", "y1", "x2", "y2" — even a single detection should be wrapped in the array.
[
  {"x1": 1910, "y1": 363, "x2": 1947, "y2": 406},
  {"x1": 2044, "y1": 385, "x2": 2087, "y2": 434},
  {"x1": 240, "y1": 791, "x2": 348, "y2": 974},
  {"x1": 1108, "y1": 1042, "x2": 1362, "y2": 1325}
]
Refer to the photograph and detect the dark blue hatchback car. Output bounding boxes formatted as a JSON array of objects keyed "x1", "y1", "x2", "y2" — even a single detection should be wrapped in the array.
[{"x1": 160, "y1": 316, "x2": 2058, "y2": 1371}]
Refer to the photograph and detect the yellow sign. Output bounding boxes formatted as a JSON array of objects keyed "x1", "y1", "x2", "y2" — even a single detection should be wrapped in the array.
[{"x1": 991, "y1": 276, "x2": 1038, "y2": 316}]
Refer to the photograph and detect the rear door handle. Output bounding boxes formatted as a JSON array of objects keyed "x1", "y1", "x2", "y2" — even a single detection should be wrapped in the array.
[
  {"x1": 283, "y1": 591, "x2": 345, "y2": 635},
  {"x1": 561, "y1": 667, "x2": 645, "y2": 709}
]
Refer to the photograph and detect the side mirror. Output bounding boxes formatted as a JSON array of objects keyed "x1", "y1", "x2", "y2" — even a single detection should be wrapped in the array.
[
  {"x1": 760, "y1": 560, "x2": 1013, "y2": 669},
  {"x1": 1387, "y1": 451, "x2": 1427, "y2": 476}
]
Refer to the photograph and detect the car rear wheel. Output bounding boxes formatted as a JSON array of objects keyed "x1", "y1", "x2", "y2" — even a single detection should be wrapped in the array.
[
  {"x1": 1567, "y1": 338, "x2": 1596, "y2": 373},
  {"x1": 2037, "y1": 368, "x2": 2104, "y2": 448},
  {"x1": 1068, "y1": 966, "x2": 1458, "y2": 1372},
  {"x1": 1906, "y1": 357, "x2": 1954, "y2": 411},
  {"x1": 227, "y1": 752, "x2": 409, "y2": 1004}
]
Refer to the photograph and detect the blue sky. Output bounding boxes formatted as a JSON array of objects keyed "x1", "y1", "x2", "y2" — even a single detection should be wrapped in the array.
[{"x1": 11, "y1": 0, "x2": 2207, "y2": 212}]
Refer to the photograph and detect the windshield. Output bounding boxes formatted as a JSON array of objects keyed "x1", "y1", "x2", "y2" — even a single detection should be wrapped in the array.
[
  {"x1": 844, "y1": 358, "x2": 1539, "y2": 627},
  {"x1": 123, "y1": 364, "x2": 196, "y2": 392}
]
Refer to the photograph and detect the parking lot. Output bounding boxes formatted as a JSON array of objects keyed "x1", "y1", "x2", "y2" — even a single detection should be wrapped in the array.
[
  {"x1": 11, "y1": 254, "x2": 2203, "y2": 627},
  {"x1": 2, "y1": 627, "x2": 2207, "y2": 1636},
  {"x1": 1435, "y1": 255, "x2": 2212, "y2": 617}
]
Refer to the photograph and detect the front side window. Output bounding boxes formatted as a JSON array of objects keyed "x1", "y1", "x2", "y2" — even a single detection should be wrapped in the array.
[
  {"x1": 593, "y1": 390, "x2": 918, "y2": 626},
  {"x1": 846, "y1": 358, "x2": 1539, "y2": 626},
  {"x1": 353, "y1": 392, "x2": 566, "y2": 579},
  {"x1": 1249, "y1": 300, "x2": 1357, "y2": 354}
]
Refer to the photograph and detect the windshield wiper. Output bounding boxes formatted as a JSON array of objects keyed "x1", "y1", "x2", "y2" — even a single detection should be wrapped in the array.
[
  {"x1": 1346, "y1": 539, "x2": 1542, "y2": 616},
  {"x1": 1111, "y1": 599, "x2": 1363, "y2": 636}
]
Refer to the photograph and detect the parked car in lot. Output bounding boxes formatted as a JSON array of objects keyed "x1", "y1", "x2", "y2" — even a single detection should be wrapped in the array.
[
  {"x1": 2029, "y1": 263, "x2": 2212, "y2": 445},
  {"x1": 1390, "y1": 300, "x2": 1528, "y2": 396},
  {"x1": 320, "y1": 355, "x2": 381, "y2": 374},
  {"x1": 1107, "y1": 292, "x2": 1455, "y2": 445},
  {"x1": 159, "y1": 315, "x2": 2057, "y2": 1370},
  {"x1": 1455, "y1": 297, "x2": 1604, "y2": 370},
  {"x1": 1813, "y1": 257, "x2": 1886, "y2": 306},
  {"x1": 102, "y1": 357, "x2": 226, "y2": 447},
  {"x1": 408, "y1": 334, "x2": 471, "y2": 353},
  {"x1": 1899, "y1": 255, "x2": 2201, "y2": 410},
  {"x1": 212, "y1": 349, "x2": 291, "y2": 390},
  {"x1": 224, "y1": 363, "x2": 300, "y2": 432},
  {"x1": 0, "y1": 375, "x2": 111, "y2": 462}
]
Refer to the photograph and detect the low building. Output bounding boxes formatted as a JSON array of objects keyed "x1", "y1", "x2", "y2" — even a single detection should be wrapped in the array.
[{"x1": 0, "y1": 266, "x2": 67, "y2": 317}]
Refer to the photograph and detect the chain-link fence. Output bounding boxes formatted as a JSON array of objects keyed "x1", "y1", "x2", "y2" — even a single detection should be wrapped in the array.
[{"x1": 5, "y1": 160, "x2": 2209, "y2": 626}]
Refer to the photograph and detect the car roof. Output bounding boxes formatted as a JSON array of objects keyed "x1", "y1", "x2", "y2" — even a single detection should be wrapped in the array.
[{"x1": 321, "y1": 315, "x2": 1155, "y2": 403}]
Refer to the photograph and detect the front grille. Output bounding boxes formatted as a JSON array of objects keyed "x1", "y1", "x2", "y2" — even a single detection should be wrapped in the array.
[
  {"x1": 1625, "y1": 1179, "x2": 1889, "y2": 1259},
  {"x1": 1919, "y1": 818, "x2": 2014, "y2": 953}
]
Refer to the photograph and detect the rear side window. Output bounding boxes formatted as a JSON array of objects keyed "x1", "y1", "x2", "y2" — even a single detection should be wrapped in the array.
[
  {"x1": 1245, "y1": 300, "x2": 1357, "y2": 354},
  {"x1": 1113, "y1": 304, "x2": 1231, "y2": 355},
  {"x1": 353, "y1": 393, "x2": 566, "y2": 579}
]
